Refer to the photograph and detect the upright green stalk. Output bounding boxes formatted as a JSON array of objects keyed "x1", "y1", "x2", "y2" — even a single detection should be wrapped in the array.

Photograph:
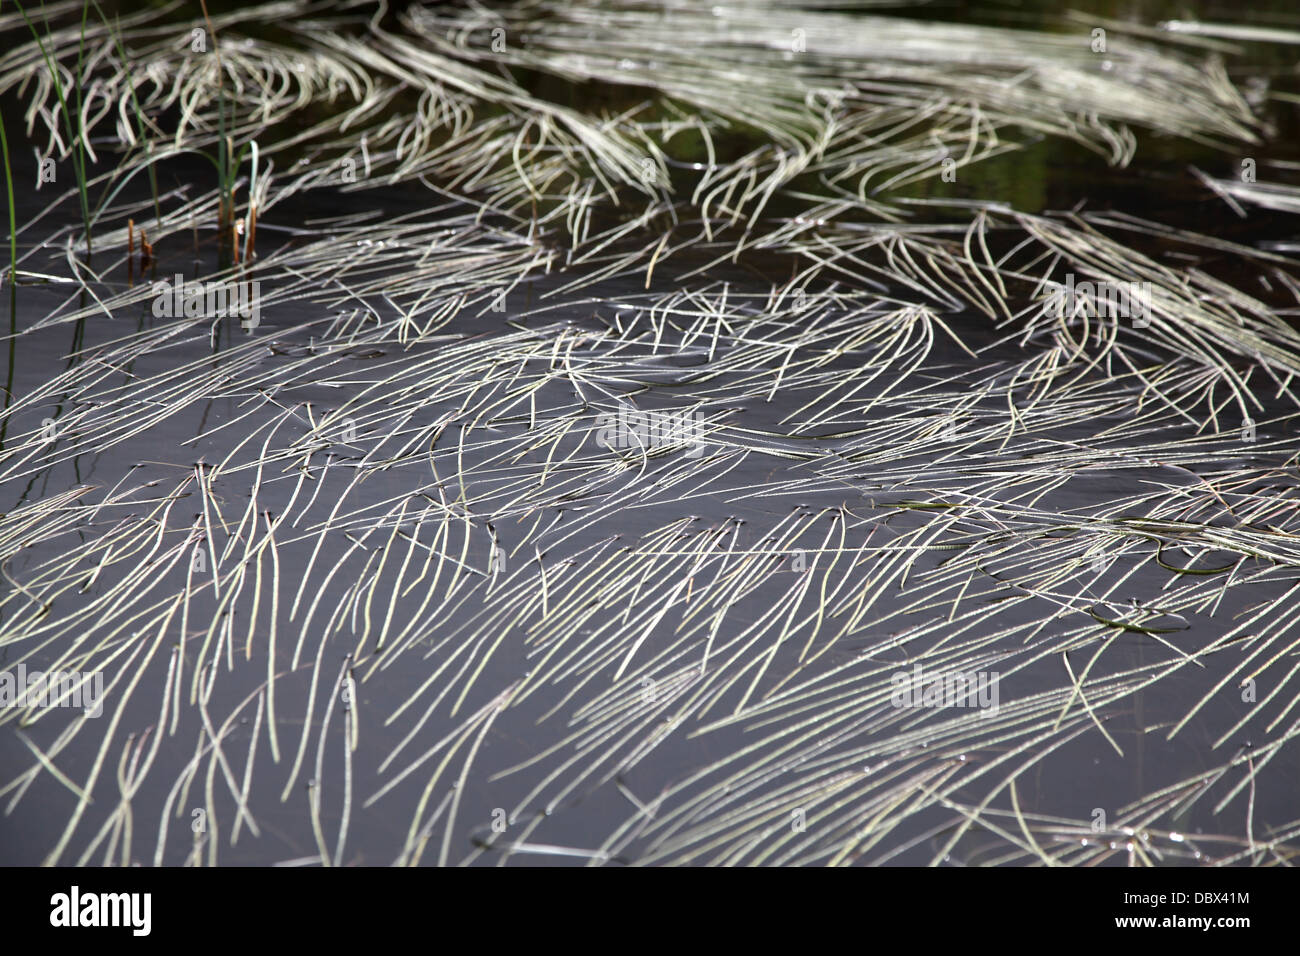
[
  {"x1": 14, "y1": 0, "x2": 93, "y2": 259},
  {"x1": 198, "y1": 0, "x2": 233, "y2": 269},
  {"x1": 71, "y1": 0, "x2": 92, "y2": 257}
]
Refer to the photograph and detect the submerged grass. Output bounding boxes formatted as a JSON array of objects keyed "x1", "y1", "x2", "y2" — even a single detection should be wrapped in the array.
[{"x1": 1, "y1": 0, "x2": 1299, "y2": 866}]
